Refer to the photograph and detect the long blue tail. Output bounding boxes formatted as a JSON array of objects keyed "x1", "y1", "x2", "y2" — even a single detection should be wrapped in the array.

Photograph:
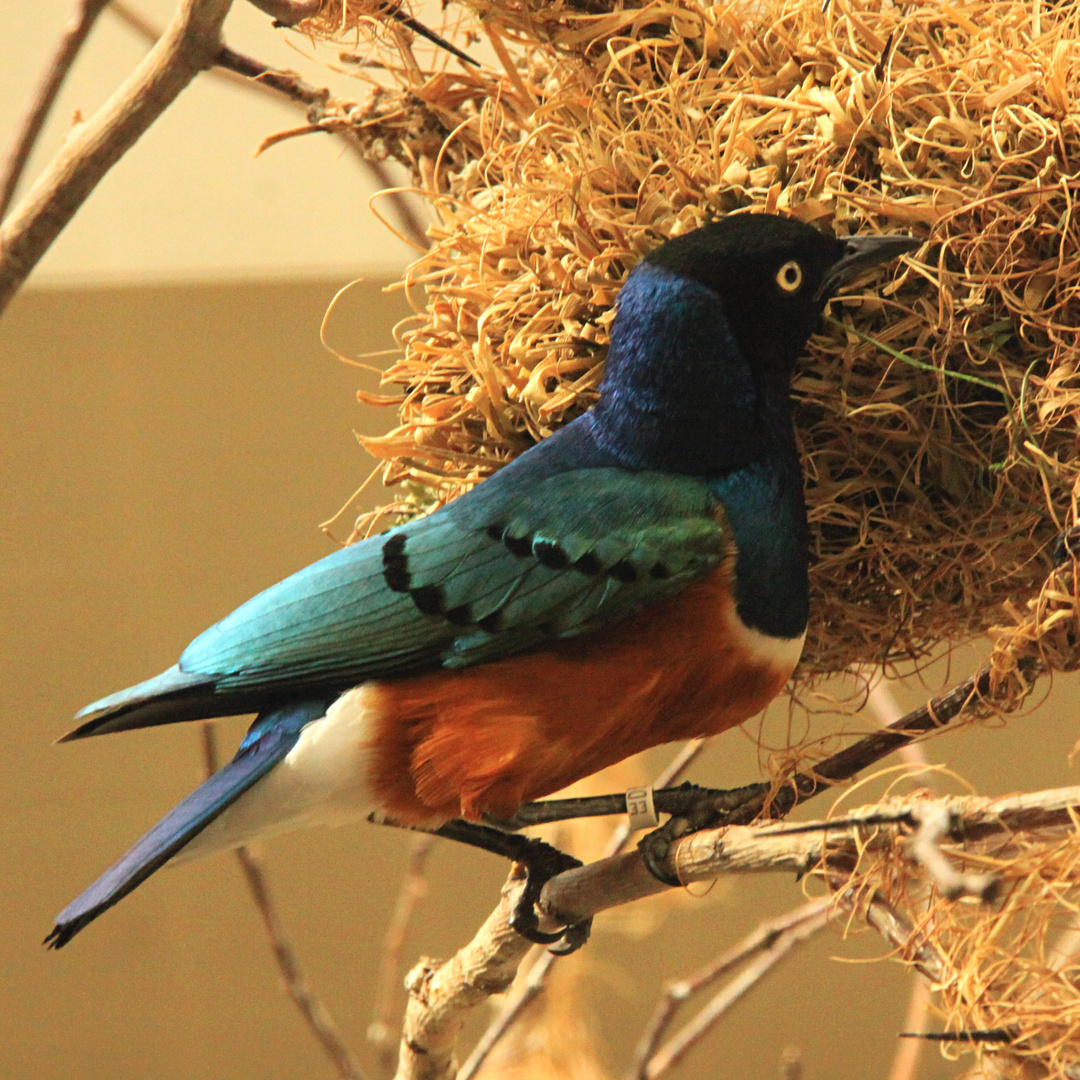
[{"x1": 47, "y1": 699, "x2": 328, "y2": 948}]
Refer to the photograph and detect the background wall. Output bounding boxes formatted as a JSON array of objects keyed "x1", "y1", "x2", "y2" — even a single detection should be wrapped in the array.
[{"x1": 3, "y1": 6, "x2": 1080, "y2": 1080}]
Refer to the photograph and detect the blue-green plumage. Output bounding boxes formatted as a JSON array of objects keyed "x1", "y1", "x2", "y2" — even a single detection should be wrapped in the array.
[{"x1": 50, "y1": 214, "x2": 919, "y2": 947}]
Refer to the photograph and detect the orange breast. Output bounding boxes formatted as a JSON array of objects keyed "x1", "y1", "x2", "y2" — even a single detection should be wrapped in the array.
[{"x1": 364, "y1": 562, "x2": 800, "y2": 824}]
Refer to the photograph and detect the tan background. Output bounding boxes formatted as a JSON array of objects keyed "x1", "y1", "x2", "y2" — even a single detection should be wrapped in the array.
[{"x1": 3, "y1": 6, "x2": 1080, "y2": 1080}]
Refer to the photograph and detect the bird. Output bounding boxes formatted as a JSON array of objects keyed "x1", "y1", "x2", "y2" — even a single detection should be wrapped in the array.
[{"x1": 47, "y1": 213, "x2": 918, "y2": 949}]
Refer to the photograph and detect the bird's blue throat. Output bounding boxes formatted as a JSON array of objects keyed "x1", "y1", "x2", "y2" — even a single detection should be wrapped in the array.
[
  {"x1": 586, "y1": 262, "x2": 810, "y2": 640},
  {"x1": 590, "y1": 262, "x2": 797, "y2": 477}
]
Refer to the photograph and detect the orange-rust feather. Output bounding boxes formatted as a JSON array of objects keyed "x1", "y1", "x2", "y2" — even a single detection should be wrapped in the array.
[{"x1": 364, "y1": 561, "x2": 800, "y2": 824}]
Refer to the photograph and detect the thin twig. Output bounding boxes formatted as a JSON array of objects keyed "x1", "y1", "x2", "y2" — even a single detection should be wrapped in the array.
[
  {"x1": 865, "y1": 674, "x2": 935, "y2": 1080},
  {"x1": 0, "y1": 0, "x2": 111, "y2": 223},
  {"x1": 0, "y1": 0, "x2": 235, "y2": 316},
  {"x1": 200, "y1": 724, "x2": 365, "y2": 1080},
  {"x1": 110, "y1": 1, "x2": 431, "y2": 248},
  {"x1": 641, "y1": 903, "x2": 833, "y2": 1079},
  {"x1": 457, "y1": 740, "x2": 706, "y2": 1080},
  {"x1": 246, "y1": 0, "x2": 478, "y2": 66},
  {"x1": 626, "y1": 898, "x2": 833, "y2": 1080},
  {"x1": 456, "y1": 944, "x2": 546, "y2": 1080},
  {"x1": 369, "y1": 833, "x2": 436, "y2": 1073},
  {"x1": 724, "y1": 659, "x2": 1041, "y2": 827},
  {"x1": 861, "y1": 891, "x2": 947, "y2": 984},
  {"x1": 780, "y1": 1046, "x2": 804, "y2": 1080},
  {"x1": 889, "y1": 978, "x2": 932, "y2": 1080}
]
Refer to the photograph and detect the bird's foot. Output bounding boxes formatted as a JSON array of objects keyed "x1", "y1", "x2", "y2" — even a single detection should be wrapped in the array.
[
  {"x1": 431, "y1": 819, "x2": 592, "y2": 953},
  {"x1": 637, "y1": 781, "x2": 771, "y2": 886}
]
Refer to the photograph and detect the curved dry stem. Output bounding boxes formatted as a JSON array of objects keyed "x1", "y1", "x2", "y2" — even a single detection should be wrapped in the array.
[{"x1": 394, "y1": 868, "x2": 533, "y2": 1080}]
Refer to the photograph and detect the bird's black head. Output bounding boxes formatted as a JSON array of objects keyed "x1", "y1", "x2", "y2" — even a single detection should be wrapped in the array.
[
  {"x1": 591, "y1": 212, "x2": 918, "y2": 475},
  {"x1": 643, "y1": 213, "x2": 916, "y2": 385}
]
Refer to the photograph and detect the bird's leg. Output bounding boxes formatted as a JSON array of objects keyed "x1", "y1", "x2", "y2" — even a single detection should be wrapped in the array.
[
  {"x1": 434, "y1": 820, "x2": 592, "y2": 954},
  {"x1": 368, "y1": 814, "x2": 591, "y2": 953},
  {"x1": 494, "y1": 780, "x2": 770, "y2": 832}
]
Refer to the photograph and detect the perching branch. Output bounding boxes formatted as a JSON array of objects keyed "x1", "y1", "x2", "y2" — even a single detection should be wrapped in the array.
[
  {"x1": 456, "y1": 739, "x2": 707, "y2": 1080},
  {"x1": 538, "y1": 786, "x2": 1080, "y2": 929},
  {"x1": 0, "y1": 0, "x2": 236, "y2": 317},
  {"x1": 200, "y1": 725, "x2": 365, "y2": 1080},
  {"x1": 395, "y1": 868, "x2": 535, "y2": 1080},
  {"x1": 0, "y1": 0, "x2": 111, "y2": 223},
  {"x1": 399, "y1": 781, "x2": 1079, "y2": 1078},
  {"x1": 407, "y1": 779, "x2": 1058, "y2": 1079},
  {"x1": 397, "y1": 660, "x2": 1048, "y2": 1077}
]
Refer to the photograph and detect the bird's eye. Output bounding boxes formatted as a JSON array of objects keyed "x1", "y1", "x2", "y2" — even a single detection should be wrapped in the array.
[{"x1": 775, "y1": 260, "x2": 803, "y2": 293}]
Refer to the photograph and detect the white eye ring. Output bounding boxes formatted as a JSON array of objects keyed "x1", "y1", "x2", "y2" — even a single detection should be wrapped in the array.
[{"x1": 776, "y1": 260, "x2": 803, "y2": 292}]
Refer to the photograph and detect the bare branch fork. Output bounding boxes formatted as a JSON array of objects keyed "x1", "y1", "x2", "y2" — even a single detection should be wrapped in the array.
[
  {"x1": 0, "y1": 0, "x2": 236, "y2": 316},
  {"x1": 109, "y1": 2, "x2": 432, "y2": 250},
  {"x1": 0, "y1": 0, "x2": 441, "y2": 317},
  {"x1": 0, "y1": 0, "x2": 111, "y2": 223}
]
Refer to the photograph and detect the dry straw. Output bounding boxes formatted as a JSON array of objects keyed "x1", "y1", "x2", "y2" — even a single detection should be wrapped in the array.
[
  {"x1": 291, "y1": 1, "x2": 1080, "y2": 1073},
  {"x1": 847, "y1": 795, "x2": 1080, "y2": 1078}
]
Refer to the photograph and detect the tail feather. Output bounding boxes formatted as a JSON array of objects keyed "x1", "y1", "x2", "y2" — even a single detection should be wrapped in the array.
[{"x1": 46, "y1": 699, "x2": 327, "y2": 948}]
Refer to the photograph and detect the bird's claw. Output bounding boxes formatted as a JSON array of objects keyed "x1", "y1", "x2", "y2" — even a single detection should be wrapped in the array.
[
  {"x1": 505, "y1": 836, "x2": 592, "y2": 954},
  {"x1": 638, "y1": 781, "x2": 771, "y2": 886}
]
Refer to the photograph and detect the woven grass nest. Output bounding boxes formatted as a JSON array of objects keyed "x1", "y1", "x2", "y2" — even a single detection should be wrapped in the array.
[{"x1": 304, "y1": 0, "x2": 1080, "y2": 686}]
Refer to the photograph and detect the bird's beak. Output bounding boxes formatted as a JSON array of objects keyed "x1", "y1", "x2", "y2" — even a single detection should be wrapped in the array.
[{"x1": 817, "y1": 234, "x2": 922, "y2": 300}]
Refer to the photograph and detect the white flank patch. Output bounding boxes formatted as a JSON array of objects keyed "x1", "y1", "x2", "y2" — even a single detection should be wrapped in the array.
[
  {"x1": 176, "y1": 685, "x2": 380, "y2": 863},
  {"x1": 726, "y1": 611, "x2": 806, "y2": 678}
]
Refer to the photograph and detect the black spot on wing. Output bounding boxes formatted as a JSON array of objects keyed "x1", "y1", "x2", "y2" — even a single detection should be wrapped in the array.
[
  {"x1": 650, "y1": 562, "x2": 671, "y2": 579},
  {"x1": 410, "y1": 584, "x2": 444, "y2": 616},
  {"x1": 503, "y1": 533, "x2": 532, "y2": 557},
  {"x1": 610, "y1": 560, "x2": 638, "y2": 583},
  {"x1": 382, "y1": 533, "x2": 410, "y2": 592},
  {"x1": 574, "y1": 551, "x2": 603, "y2": 575},
  {"x1": 532, "y1": 539, "x2": 570, "y2": 569},
  {"x1": 443, "y1": 604, "x2": 474, "y2": 627}
]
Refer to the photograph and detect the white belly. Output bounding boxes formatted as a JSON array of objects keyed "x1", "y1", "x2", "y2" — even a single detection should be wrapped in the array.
[{"x1": 176, "y1": 685, "x2": 381, "y2": 863}]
